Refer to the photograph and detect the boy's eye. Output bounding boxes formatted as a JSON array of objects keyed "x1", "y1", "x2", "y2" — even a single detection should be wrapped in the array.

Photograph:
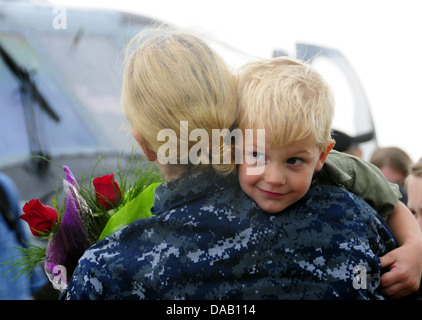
[
  {"x1": 244, "y1": 150, "x2": 266, "y2": 165},
  {"x1": 286, "y1": 157, "x2": 303, "y2": 165},
  {"x1": 252, "y1": 152, "x2": 266, "y2": 161}
]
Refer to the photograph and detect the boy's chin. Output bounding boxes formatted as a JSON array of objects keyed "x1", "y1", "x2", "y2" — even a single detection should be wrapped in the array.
[{"x1": 256, "y1": 201, "x2": 289, "y2": 214}]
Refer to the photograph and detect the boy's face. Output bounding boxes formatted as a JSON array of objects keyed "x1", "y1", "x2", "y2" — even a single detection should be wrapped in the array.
[{"x1": 238, "y1": 135, "x2": 331, "y2": 214}]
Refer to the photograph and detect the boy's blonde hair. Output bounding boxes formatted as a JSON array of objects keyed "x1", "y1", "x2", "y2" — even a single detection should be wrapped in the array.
[
  {"x1": 237, "y1": 57, "x2": 334, "y2": 151},
  {"x1": 122, "y1": 27, "x2": 238, "y2": 175}
]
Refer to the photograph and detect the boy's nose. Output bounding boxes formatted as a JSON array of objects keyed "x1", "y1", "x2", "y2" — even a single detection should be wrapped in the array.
[{"x1": 264, "y1": 164, "x2": 286, "y2": 185}]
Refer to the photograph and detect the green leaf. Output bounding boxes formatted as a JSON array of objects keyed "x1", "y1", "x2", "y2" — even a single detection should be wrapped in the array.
[{"x1": 98, "y1": 182, "x2": 161, "y2": 241}]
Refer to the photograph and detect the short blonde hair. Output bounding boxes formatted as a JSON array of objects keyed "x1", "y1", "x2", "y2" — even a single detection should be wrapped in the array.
[
  {"x1": 122, "y1": 27, "x2": 238, "y2": 175},
  {"x1": 405, "y1": 158, "x2": 422, "y2": 188},
  {"x1": 237, "y1": 57, "x2": 334, "y2": 151},
  {"x1": 410, "y1": 158, "x2": 422, "y2": 177}
]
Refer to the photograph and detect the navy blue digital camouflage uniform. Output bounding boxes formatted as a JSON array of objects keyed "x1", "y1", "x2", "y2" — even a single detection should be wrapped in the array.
[{"x1": 64, "y1": 169, "x2": 397, "y2": 300}]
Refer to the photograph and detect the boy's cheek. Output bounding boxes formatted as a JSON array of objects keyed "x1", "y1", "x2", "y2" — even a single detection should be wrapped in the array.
[
  {"x1": 238, "y1": 164, "x2": 256, "y2": 192},
  {"x1": 238, "y1": 164, "x2": 248, "y2": 186},
  {"x1": 239, "y1": 159, "x2": 266, "y2": 177}
]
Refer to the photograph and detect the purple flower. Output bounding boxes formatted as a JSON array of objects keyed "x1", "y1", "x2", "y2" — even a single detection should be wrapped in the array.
[{"x1": 44, "y1": 166, "x2": 91, "y2": 285}]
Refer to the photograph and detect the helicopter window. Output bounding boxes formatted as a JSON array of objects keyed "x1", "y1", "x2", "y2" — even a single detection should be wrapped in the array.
[
  {"x1": 36, "y1": 34, "x2": 135, "y2": 151},
  {"x1": 0, "y1": 34, "x2": 99, "y2": 165}
]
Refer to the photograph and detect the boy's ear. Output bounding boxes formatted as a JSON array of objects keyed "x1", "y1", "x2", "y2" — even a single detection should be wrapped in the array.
[
  {"x1": 315, "y1": 139, "x2": 335, "y2": 172},
  {"x1": 132, "y1": 130, "x2": 157, "y2": 161}
]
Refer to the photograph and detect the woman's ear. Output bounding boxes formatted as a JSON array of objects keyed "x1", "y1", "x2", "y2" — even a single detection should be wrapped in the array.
[
  {"x1": 315, "y1": 139, "x2": 335, "y2": 172},
  {"x1": 132, "y1": 129, "x2": 157, "y2": 161}
]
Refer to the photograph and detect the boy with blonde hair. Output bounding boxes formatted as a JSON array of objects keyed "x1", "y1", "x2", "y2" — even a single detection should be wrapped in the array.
[{"x1": 237, "y1": 57, "x2": 422, "y2": 298}]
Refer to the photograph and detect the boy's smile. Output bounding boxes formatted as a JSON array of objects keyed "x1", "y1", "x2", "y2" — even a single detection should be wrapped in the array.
[
  {"x1": 257, "y1": 187, "x2": 287, "y2": 199},
  {"x1": 238, "y1": 135, "x2": 332, "y2": 214}
]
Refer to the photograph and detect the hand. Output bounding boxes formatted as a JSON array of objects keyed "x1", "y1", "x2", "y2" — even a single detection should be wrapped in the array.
[{"x1": 379, "y1": 242, "x2": 422, "y2": 299}]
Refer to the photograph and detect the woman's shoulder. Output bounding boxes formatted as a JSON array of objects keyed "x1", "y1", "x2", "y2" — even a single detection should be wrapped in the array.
[
  {"x1": 289, "y1": 183, "x2": 381, "y2": 225},
  {"x1": 153, "y1": 170, "x2": 258, "y2": 217},
  {"x1": 304, "y1": 183, "x2": 358, "y2": 204}
]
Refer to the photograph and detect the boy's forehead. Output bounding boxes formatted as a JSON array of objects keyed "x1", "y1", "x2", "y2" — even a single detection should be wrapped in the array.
[
  {"x1": 243, "y1": 129, "x2": 317, "y2": 150},
  {"x1": 240, "y1": 113, "x2": 308, "y2": 145}
]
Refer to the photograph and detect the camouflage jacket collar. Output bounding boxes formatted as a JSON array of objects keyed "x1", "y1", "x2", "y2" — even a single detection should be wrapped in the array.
[{"x1": 151, "y1": 169, "x2": 237, "y2": 216}]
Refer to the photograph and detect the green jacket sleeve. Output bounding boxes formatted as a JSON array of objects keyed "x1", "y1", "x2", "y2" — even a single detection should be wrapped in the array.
[{"x1": 314, "y1": 150, "x2": 401, "y2": 220}]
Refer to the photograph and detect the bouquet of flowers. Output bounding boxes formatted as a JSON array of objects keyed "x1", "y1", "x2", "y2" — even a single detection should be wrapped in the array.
[{"x1": 6, "y1": 153, "x2": 162, "y2": 291}]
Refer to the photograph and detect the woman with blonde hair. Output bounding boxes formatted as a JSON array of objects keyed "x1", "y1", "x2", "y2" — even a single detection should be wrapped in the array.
[{"x1": 122, "y1": 27, "x2": 239, "y2": 177}]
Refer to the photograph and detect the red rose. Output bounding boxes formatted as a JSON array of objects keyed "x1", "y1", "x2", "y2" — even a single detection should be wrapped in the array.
[
  {"x1": 93, "y1": 173, "x2": 122, "y2": 210},
  {"x1": 20, "y1": 199, "x2": 58, "y2": 236}
]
